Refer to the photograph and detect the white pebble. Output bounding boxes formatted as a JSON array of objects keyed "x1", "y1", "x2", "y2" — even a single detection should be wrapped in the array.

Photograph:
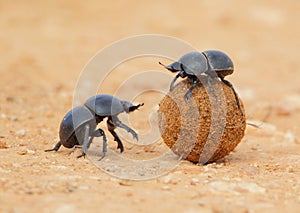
[
  {"x1": 16, "y1": 129, "x2": 26, "y2": 136},
  {"x1": 26, "y1": 149, "x2": 35, "y2": 154},
  {"x1": 13, "y1": 163, "x2": 21, "y2": 168},
  {"x1": 49, "y1": 165, "x2": 68, "y2": 170},
  {"x1": 191, "y1": 178, "x2": 199, "y2": 185},
  {"x1": 284, "y1": 131, "x2": 296, "y2": 143},
  {"x1": 162, "y1": 174, "x2": 173, "y2": 184},
  {"x1": 0, "y1": 168, "x2": 11, "y2": 173},
  {"x1": 161, "y1": 185, "x2": 171, "y2": 191}
]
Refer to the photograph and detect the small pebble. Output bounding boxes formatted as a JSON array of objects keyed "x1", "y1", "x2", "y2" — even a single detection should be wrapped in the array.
[
  {"x1": 27, "y1": 149, "x2": 35, "y2": 154},
  {"x1": 0, "y1": 178, "x2": 7, "y2": 182},
  {"x1": 284, "y1": 131, "x2": 296, "y2": 143},
  {"x1": 275, "y1": 106, "x2": 291, "y2": 116},
  {"x1": 55, "y1": 204, "x2": 77, "y2": 213},
  {"x1": 18, "y1": 149, "x2": 27, "y2": 155},
  {"x1": 119, "y1": 180, "x2": 132, "y2": 186},
  {"x1": 79, "y1": 186, "x2": 89, "y2": 190},
  {"x1": 89, "y1": 176, "x2": 101, "y2": 181},
  {"x1": 161, "y1": 185, "x2": 171, "y2": 191},
  {"x1": 163, "y1": 175, "x2": 173, "y2": 184},
  {"x1": 0, "y1": 141, "x2": 7, "y2": 149},
  {"x1": 283, "y1": 95, "x2": 300, "y2": 110},
  {"x1": 0, "y1": 168, "x2": 11, "y2": 173},
  {"x1": 11, "y1": 116, "x2": 18, "y2": 121},
  {"x1": 13, "y1": 163, "x2": 21, "y2": 168},
  {"x1": 105, "y1": 167, "x2": 115, "y2": 172},
  {"x1": 286, "y1": 166, "x2": 294, "y2": 173},
  {"x1": 6, "y1": 96, "x2": 15, "y2": 102},
  {"x1": 191, "y1": 178, "x2": 199, "y2": 185},
  {"x1": 138, "y1": 171, "x2": 145, "y2": 176},
  {"x1": 16, "y1": 129, "x2": 26, "y2": 136},
  {"x1": 49, "y1": 165, "x2": 68, "y2": 170}
]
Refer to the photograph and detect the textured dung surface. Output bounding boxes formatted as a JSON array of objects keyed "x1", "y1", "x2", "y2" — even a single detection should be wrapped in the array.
[{"x1": 158, "y1": 77, "x2": 246, "y2": 163}]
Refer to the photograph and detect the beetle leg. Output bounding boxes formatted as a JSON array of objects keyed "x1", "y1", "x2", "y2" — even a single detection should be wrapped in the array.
[
  {"x1": 206, "y1": 75, "x2": 217, "y2": 98},
  {"x1": 170, "y1": 73, "x2": 181, "y2": 91},
  {"x1": 44, "y1": 141, "x2": 62, "y2": 152},
  {"x1": 98, "y1": 129, "x2": 107, "y2": 161},
  {"x1": 93, "y1": 128, "x2": 104, "y2": 137},
  {"x1": 107, "y1": 117, "x2": 124, "y2": 153},
  {"x1": 77, "y1": 125, "x2": 90, "y2": 158},
  {"x1": 112, "y1": 116, "x2": 138, "y2": 141},
  {"x1": 220, "y1": 78, "x2": 243, "y2": 115},
  {"x1": 184, "y1": 78, "x2": 198, "y2": 100},
  {"x1": 90, "y1": 128, "x2": 107, "y2": 159}
]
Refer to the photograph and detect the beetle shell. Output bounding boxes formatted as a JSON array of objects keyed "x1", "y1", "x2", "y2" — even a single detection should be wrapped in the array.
[
  {"x1": 85, "y1": 94, "x2": 124, "y2": 116},
  {"x1": 203, "y1": 50, "x2": 234, "y2": 78},
  {"x1": 59, "y1": 106, "x2": 96, "y2": 148}
]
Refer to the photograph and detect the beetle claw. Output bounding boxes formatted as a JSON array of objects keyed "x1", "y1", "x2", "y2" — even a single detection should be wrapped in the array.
[
  {"x1": 131, "y1": 131, "x2": 139, "y2": 141},
  {"x1": 184, "y1": 92, "x2": 191, "y2": 101},
  {"x1": 77, "y1": 152, "x2": 86, "y2": 158},
  {"x1": 98, "y1": 152, "x2": 106, "y2": 161},
  {"x1": 117, "y1": 143, "x2": 124, "y2": 153}
]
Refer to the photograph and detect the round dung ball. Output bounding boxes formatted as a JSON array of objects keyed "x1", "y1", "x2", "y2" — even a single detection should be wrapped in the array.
[{"x1": 158, "y1": 76, "x2": 246, "y2": 164}]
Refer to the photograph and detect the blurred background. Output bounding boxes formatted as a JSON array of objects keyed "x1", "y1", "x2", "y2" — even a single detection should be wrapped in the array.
[{"x1": 1, "y1": 0, "x2": 299, "y2": 116}]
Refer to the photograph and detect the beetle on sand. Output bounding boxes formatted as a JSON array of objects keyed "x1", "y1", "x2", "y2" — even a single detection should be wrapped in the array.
[{"x1": 45, "y1": 94, "x2": 143, "y2": 160}]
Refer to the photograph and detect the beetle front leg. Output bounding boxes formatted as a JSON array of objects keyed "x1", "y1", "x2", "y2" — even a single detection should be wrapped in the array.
[
  {"x1": 112, "y1": 116, "x2": 138, "y2": 141},
  {"x1": 170, "y1": 73, "x2": 181, "y2": 91},
  {"x1": 98, "y1": 129, "x2": 107, "y2": 161},
  {"x1": 92, "y1": 128, "x2": 107, "y2": 160},
  {"x1": 87, "y1": 128, "x2": 108, "y2": 160},
  {"x1": 107, "y1": 117, "x2": 124, "y2": 152}
]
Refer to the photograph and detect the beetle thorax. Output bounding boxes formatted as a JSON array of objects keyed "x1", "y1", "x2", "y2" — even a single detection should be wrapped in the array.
[{"x1": 179, "y1": 52, "x2": 208, "y2": 76}]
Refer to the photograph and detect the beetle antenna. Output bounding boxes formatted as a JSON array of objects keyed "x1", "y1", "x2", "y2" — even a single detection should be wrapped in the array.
[
  {"x1": 158, "y1": 61, "x2": 166, "y2": 67},
  {"x1": 136, "y1": 103, "x2": 144, "y2": 110},
  {"x1": 129, "y1": 103, "x2": 144, "y2": 112}
]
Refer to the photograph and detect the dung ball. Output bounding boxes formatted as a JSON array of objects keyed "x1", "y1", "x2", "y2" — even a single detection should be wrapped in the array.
[{"x1": 158, "y1": 76, "x2": 246, "y2": 164}]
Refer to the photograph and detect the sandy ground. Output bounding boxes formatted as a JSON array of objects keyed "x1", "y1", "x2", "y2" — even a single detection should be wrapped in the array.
[{"x1": 1, "y1": 0, "x2": 300, "y2": 212}]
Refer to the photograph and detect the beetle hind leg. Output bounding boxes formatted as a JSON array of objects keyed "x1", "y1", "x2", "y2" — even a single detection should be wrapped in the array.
[
  {"x1": 220, "y1": 78, "x2": 243, "y2": 114},
  {"x1": 206, "y1": 75, "x2": 217, "y2": 97},
  {"x1": 45, "y1": 141, "x2": 62, "y2": 152}
]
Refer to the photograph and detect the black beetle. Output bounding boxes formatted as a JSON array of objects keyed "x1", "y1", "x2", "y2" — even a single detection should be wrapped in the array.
[
  {"x1": 159, "y1": 50, "x2": 242, "y2": 113},
  {"x1": 45, "y1": 94, "x2": 143, "y2": 160}
]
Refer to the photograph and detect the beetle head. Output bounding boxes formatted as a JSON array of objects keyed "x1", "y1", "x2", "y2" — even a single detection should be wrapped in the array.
[
  {"x1": 159, "y1": 61, "x2": 183, "y2": 73},
  {"x1": 121, "y1": 101, "x2": 144, "y2": 113}
]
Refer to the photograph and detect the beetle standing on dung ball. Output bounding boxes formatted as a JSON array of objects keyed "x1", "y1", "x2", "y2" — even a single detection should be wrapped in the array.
[
  {"x1": 159, "y1": 50, "x2": 242, "y2": 114},
  {"x1": 45, "y1": 94, "x2": 144, "y2": 160}
]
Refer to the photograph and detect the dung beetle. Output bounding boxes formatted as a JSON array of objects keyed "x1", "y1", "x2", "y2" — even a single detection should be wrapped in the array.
[
  {"x1": 159, "y1": 50, "x2": 242, "y2": 113},
  {"x1": 45, "y1": 94, "x2": 143, "y2": 160}
]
